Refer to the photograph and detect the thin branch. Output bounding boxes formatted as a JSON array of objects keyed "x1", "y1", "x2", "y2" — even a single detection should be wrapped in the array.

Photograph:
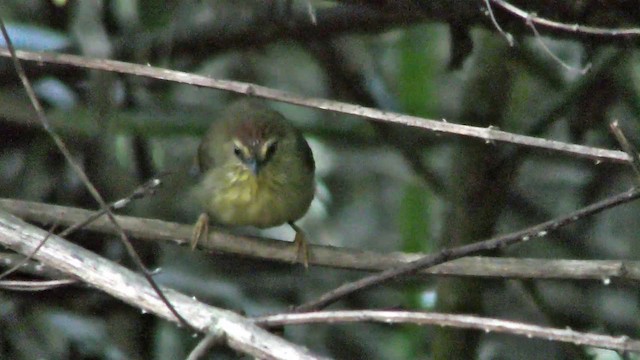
[
  {"x1": 0, "y1": 253, "x2": 65, "y2": 279},
  {"x1": 255, "y1": 310, "x2": 640, "y2": 353},
  {"x1": 3, "y1": 199, "x2": 640, "y2": 282},
  {"x1": 120, "y1": 1, "x2": 640, "y2": 64},
  {"x1": 0, "y1": 48, "x2": 630, "y2": 165},
  {"x1": 0, "y1": 253, "x2": 67, "y2": 279},
  {"x1": 304, "y1": 0, "x2": 318, "y2": 25},
  {"x1": 187, "y1": 329, "x2": 226, "y2": 360},
  {"x1": 0, "y1": 177, "x2": 163, "y2": 281},
  {"x1": 0, "y1": 223, "x2": 56, "y2": 280},
  {"x1": 0, "y1": 279, "x2": 77, "y2": 291},
  {"x1": 0, "y1": 178, "x2": 162, "y2": 281},
  {"x1": 610, "y1": 121, "x2": 640, "y2": 179},
  {"x1": 0, "y1": 21, "x2": 192, "y2": 330},
  {"x1": 56, "y1": 174, "x2": 165, "y2": 239},
  {"x1": 483, "y1": 0, "x2": 514, "y2": 46},
  {"x1": 0, "y1": 210, "x2": 326, "y2": 360},
  {"x1": 484, "y1": 0, "x2": 591, "y2": 74},
  {"x1": 294, "y1": 187, "x2": 640, "y2": 312},
  {"x1": 500, "y1": 49, "x2": 624, "y2": 166},
  {"x1": 491, "y1": 0, "x2": 640, "y2": 37},
  {"x1": 526, "y1": 16, "x2": 591, "y2": 75}
]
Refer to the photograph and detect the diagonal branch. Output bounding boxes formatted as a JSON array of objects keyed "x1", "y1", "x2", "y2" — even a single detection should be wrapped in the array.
[
  {"x1": 255, "y1": 310, "x2": 640, "y2": 353},
  {"x1": 294, "y1": 187, "x2": 640, "y2": 312},
  {"x1": 0, "y1": 48, "x2": 630, "y2": 164},
  {"x1": 0, "y1": 21, "x2": 192, "y2": 330},
  {"x1": 0, "y1": 210, "x2": 326, "y2": 360}
]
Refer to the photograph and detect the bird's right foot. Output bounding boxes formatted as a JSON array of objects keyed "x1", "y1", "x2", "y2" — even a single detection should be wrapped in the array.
[{"x1": 190, "y1": 212, "x2": 209, "y2": 250}]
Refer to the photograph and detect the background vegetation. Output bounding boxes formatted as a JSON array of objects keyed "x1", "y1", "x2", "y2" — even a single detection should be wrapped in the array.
[{"x1": 1, "y1": 1, "x2": 640, "y2": 359}]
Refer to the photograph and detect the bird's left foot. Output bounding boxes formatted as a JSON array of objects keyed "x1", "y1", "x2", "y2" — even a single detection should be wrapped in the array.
[{"x1": 288, "y1": 221, "x2": 309, "y2": 268}]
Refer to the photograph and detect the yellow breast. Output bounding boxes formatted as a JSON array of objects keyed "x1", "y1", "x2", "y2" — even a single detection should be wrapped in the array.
[{"x1": 201, "y1": 165, "x2": 302, "y2": 228}]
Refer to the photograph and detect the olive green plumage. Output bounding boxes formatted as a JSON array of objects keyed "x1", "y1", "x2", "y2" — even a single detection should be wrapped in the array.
[{"x1": 195, "y1": 99, "x2": 315, "y2": 228}]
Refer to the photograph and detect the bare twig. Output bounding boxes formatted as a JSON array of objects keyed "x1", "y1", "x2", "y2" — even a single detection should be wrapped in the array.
[
  {"x1": 526, "y1": 16, "x2": 591, "y2": 75},
  {"x1": 484, "y1": 0, "x2": 590, "y2": 74},
  {"x1": 0, "y1": 21, "x2": 191, "y2": 330},
  {"x1": 255, "y1": 310, "x2": 640, "y2": 353},
  {"x1": 294, "y1": 187, "x2": 640, "y2": 312},
  {"x1": 0, "y1": 279, "x2": 77, "y2": 291},
  {"x1": 0, "y1": 48, "x2": 630, "y2": 165},
  {"x1": 491, "y1": 0, "x2": 640, "y2": 37},
  {"x1": 0, "y1": 178, "x2": 163, "y2": 282},
  {"x1": 113, "y1": 1, "x2": 640, "y2": 64},
  {"x1": 0, "y1": 210, "x2": 326, "y2": 360},
  {"x1": 305, "y1": 0, "x2": 317, "y2": 25},
  {"x1": 0, "y1": 223, "x2": 57, "y2": 280},
  {"x1": 57, "y1": 174, "x2": 165, "y2": 239},
  {"x1": 0, "y1": 253, "x2": 66, "y2": 279},
  {"x1": 186, "y1": 327, "x2": 227, "y2": 360},
  {"x1": 3, "y1": 199, "x2": 640, "y2": 282},
  {"x1": 483, "y1": 0, "x2": 514, "y2": 46},
  {"x1": 610, "y1": 121, "x2": 640, "y2": 179}
]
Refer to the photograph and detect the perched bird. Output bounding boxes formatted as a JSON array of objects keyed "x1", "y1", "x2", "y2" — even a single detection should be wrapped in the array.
[{"x1": 192, "y1": 99, "x2": 315, "y2": 266}]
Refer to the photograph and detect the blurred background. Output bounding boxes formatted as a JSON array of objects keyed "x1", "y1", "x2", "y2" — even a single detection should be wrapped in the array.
[{"x1": 1, "y1": 1, "x2": 640, "y2": 359}]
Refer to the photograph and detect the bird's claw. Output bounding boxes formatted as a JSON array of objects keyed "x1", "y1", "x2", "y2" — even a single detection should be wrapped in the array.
[
  {"x1": 289, "y1": 222, "x2": 309, "y2": 268},
  {"x1": 191, "y1": 213, "x2": 209, "y2": 250}
]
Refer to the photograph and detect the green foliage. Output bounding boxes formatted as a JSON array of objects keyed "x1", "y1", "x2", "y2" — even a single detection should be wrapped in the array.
[
  {"x1": 398, "y1": 183, "x2": 432, "y2": 254},
  {"x1": 138, "y1": 0, "x2": 179, "y2": 29},
  {"x1": 2, "y1": 2, "x2": 640, "y2": 360},
  {"x1": 397, "y1": 25, "x2": 443, "y2": 117}
]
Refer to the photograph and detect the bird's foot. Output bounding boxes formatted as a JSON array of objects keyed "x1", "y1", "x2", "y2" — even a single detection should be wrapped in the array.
[
  {"x1": 191, "y1": 213, "x2": 209, "y2": 250},
  {"x1": 289, "y1": 221, "x2": 309, "y2": 268}
]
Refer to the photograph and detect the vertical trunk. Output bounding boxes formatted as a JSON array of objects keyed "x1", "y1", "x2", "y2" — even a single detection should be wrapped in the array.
[{"x1": 432, "y1": 33, "x2": 516, "y2": 359}]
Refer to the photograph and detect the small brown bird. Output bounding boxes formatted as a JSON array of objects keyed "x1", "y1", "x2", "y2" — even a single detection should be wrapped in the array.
[{"x1": 192, "y1": 99, "x2": 315, "y2": 265}]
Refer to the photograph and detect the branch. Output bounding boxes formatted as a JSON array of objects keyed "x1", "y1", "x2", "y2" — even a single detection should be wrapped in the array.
[
  {"x1": 0, "y1": 279, "x2": 77, "y2": 291},
  {"x1": 255, "y1": 310, "x2": 640, "y2": 353},
  {"x1": 295, "y1": 187, "x2": 640, "y2": 312},
  {"x1": 0, "y1": 253, "x2": 67, "y2": 279},
  {"x1": 0, "y1": 21, "x2": 192, "y2": 329},
  {"x1": 0, "y1": 210, "x2": 325, "y2": 360},
  {"x1": 335, "y1": 1, "x2": 640, "y2": 44},
  {"x1": 127, "y1": 1, "x2": 640, "y2": 62},
  {"x1": 610, "y1": 120, "x2": 640, "y2": 179},
  {"x1": 0, "y1": 48, "x2": 630, "y2": 164},
  {"x1": 3, "y1": 199, "x2": 640, "y2": 282},
  {"x1": 491, "y1": 0, "x2": 640, "y2": 38}
]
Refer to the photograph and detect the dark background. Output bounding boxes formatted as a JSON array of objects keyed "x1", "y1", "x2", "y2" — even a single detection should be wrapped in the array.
[{"x1": 1, "y1": 1, "x2": 640, "y2": 359}]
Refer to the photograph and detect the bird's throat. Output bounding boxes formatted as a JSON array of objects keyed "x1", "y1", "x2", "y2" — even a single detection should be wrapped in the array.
[{"x1": 206, "y1": 165, "x2": 288, "y2": 228}]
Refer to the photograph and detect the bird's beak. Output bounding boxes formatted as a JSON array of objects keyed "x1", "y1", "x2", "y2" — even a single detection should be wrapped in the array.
[{"x1": 246, "y1": 158, "x2": 261, "y2": 176}]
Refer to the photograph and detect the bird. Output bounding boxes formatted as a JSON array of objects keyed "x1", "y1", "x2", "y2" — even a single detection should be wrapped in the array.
[{"x1": 191, "y1": 99, "x2": 315, "y2": 266}]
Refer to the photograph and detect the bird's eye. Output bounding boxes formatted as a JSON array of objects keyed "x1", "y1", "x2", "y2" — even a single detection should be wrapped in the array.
[
  {"x1": 233, "y1": 145, "x2": 243, "y2": 158},
  {"x1": 264, "y1": 141, "x2": 278, "y2": 160}
]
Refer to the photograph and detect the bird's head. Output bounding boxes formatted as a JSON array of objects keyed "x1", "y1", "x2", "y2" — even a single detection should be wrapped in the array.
[
  {"x1": 229, "y1": 118, "x2": 282, "y2": 176},
  {"x1": 197, "y1": 99, "x2": 313, "y2": 181}
]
